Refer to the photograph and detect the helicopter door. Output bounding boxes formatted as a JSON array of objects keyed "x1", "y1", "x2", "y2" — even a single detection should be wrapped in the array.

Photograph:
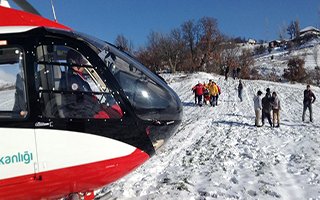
[
  {"x1": 33, "y1": 44, "x2": 124, "y2": 173},
  {"x1": 0, "y1": 46, "x2": 37, "y2": 186}
]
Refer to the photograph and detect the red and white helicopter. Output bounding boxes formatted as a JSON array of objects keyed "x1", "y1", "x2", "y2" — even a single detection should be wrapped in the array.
[{"x1": 0, "y1": 1, "x2": 182, "y2": 199}]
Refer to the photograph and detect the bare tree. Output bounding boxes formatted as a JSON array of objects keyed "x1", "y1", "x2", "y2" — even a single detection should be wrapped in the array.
[
  {"x1": 278, "y1": 22, "x2": 287, "y2": 40},
  {"x1": 313, "y1": 45, "x2": 320, "y2": 68},
  {"x1": 181, "y1": 20, "x2": 200, "y2": 70},
  {"x1": 238, "y1": 49, "x2": 255, "y2": 79},
  {"x1": 198, "y1": 17, "x2": 221, "y2": 71},
  {"x1": 294, "y1": 19, "x2": 300, "y2": 38},
  {"x1": 114, "y1": 34, "x2": 134, "y2": 53},
  {"x1": 287, "y1": 19, "x2": 300, "y2": 39},
  {"x1": 313, "y1": 45, "x2": 320, "y2": 85},
  {"x1": 220, "y1": 41, "x2": 240, "y2": 74},
  {"x1": 139, "y1": 31, "x2": 164, "y2": 72},
  {"x1": 164, "y1": 28, "x2": 185, "y2": 72},
  {"x1": 287, "y1": 21, "x2": 295, "y2": 39}
]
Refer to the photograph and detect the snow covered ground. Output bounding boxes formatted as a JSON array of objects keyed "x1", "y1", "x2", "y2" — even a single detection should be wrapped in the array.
[
  {"x1": 254, "y1": 39, "x2": 320, "y2": 77},
  {"x1": 0, "y1": 89, "x2": 15, "y2": 110},
  {"x1": 99, "y1": 72, "x2": 320, "y2": 200}
]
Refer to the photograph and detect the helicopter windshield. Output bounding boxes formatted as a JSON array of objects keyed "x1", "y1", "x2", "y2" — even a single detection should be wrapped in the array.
[{"x1": 75, "y1": 32, "x2": 182, "y2": 121}]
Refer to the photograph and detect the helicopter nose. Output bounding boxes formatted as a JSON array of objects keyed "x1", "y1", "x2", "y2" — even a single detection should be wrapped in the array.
[
  {"x1": 118, "y1": 72, "x2": 183, "y2": 151},
  {"x1": 139, "y1": 82, "x2": 183, "y2": 151}
]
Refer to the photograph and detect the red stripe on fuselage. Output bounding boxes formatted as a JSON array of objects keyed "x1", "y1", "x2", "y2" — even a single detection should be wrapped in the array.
[
  {"x1": 0, "y1": 149, "x2": 149, "y2": 200},
  {"x1": 0, "y1": 6, "x2": 71, "y2": 30}
]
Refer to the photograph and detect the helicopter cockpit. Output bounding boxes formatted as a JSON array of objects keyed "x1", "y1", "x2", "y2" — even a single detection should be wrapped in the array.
[
  {"x1": 0, "y1": 27, "x2": 182, "y2": 154},
  {"x1": 73, "y1": 31, "x2": 182, "y2": 122},
  {"x1": 35, "y1": 45, "x2": 122, "y2": 119}
]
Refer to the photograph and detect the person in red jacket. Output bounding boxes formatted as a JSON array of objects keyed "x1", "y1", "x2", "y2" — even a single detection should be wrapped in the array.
[{"x1": 192, "y1": 82, "x2": 205, "y2": 106}]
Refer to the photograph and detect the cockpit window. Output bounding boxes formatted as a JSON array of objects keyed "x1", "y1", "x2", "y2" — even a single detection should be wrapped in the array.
[
  {"x1": 99, "y1": 47, "x2": 181, "y2": 121},
  {"x1": 35, "y1": 44, "x2": 123, "y2": 119},
  {"x1": 0, "y1": 46, "x2": 28, "y2": 119}
]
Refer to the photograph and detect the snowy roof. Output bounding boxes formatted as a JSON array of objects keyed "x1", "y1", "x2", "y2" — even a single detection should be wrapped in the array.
[{"x1": 300, "y1": 26, "x2": 320, "y2": 33}]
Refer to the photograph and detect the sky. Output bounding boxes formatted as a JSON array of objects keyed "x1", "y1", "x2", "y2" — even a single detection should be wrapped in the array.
[{"x1": 12, "y1": 0, "x2": 320, "y2": 48}]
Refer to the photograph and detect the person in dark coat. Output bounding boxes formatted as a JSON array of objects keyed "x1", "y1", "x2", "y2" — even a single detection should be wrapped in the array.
[
  {"x1": 238, "y1": 80, "x2": 243, "y2": 102},
  {"x1": 232, "y1": 68, "x2": 236, "y2": 80},
  {"x1": 302, "y1": 85, "x2": 316, "y2": 122},
  {"x1": 262, "y1": 93, "x2": 273, "y2": 127},
  {"x1": 12, "y1": 73, "x2": 28, "y2": 118},
  {"x1": 224, "y1": 66, "x2": 229, "y2": 81},
  {"x1": 266, "y1": 88, "x2": 272, "y2": 99},
  {"x1": 59, "y1": 50, "x2": 108, "y2": 118},
  {"x1": 236, "y1": 67, "x2": 241, "y2": 79}
]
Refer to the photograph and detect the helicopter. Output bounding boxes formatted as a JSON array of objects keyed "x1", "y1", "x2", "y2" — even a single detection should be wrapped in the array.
[{"x1": 0, "y1": 1, "x2": 182, "y2": 199}]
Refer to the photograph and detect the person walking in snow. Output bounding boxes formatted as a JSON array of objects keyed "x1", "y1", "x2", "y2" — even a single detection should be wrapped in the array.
[
  {"x1": 192, "y1": 82, "x2": 205, "y2": 106},
  {"x1": 271, "y1": 92, "x2": 281, "y2": 127},
  {"x1": 232, "y1": 68, "x2": 236, "y2": 80},
  {"x1": 238, "y1": 80, "x2": 243, "y2": 102},
  {"x1": 262, "y1": 93, "x2": 273, "y2": 127},
  {"x1": 203, "y1": 81, "x2": 210, "y2": 105},
  {"x1": 216, "y1": 83, "x2": 221, "y2": 106},
  {"x1": 207, "y1": 80, "x2": 219, "y2": 107},
  {"x1": 236, "y1": 67, "x2": 241, "y2": 79},
  {"x1": 224, "y1": 66, "x2": 229, "y2": 81},
  {"x1": 253, "y1": 90, "x2": 263, "y2": 127},
  {"x1": 302, "y1": 85, "x2": 316, "y2": 122}
]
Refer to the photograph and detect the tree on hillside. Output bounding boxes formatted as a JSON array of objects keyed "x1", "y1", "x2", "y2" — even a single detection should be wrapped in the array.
[
  {"x1": 294, "y1": 19, "x2": 300, "y2": 39},
  {"x1": 181, "y1": 20, "x2": 201, "y2": 71},
  {"x1": 114, "y1": 34, "x2": 134, "y2": 53},
  {"x1": 166, "y1": 28, "x2": 186, "y2": 72},
  {"x1": 136, "y1": 31, "x2": 163, "y2": 72},
  {"x1": 220, "y1": 41, "x2": 240, "y2": 74},
  {"x1": 287, "y1": 19, "x2": 300, "y2": 39},
  {"x1": 313, "y1": 45, "x2": 320, "y2": 68},
  {"x1": 313, "y1": 45, "x2": 320, "y2": 85},
  {"x1": 238, "y1": 49, "x2": 255, "y2": 79},
  {"x1": 283, "y1": 57, "x2": 306, "y2": 82},
  {"x1": 197, "y1": 17, "x2": 221, "y2": 71},
  {"x1": 278, "y1": 22, "x2": 287, "y2": 40},
  {"x1": 159, "y1": 29, "x2": 185, "y2": 73},
  {"x1": 136, "y1": 16, "x2": 225, "y2": 73}
]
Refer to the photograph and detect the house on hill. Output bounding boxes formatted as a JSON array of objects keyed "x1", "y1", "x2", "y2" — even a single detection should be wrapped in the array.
[
  {"x1": 268, "y1": 40, "x2": 282, "y2": 48},
  {"x1": 247, "y1": 39, "x2": 256, "y2": 45},
  {"x1": 299, "y1": 26, "x2": 320, "y2": 38}
]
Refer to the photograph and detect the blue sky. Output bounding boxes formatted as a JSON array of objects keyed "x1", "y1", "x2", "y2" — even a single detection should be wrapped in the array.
[{"x1": 14, "y1": 0, "x2": 320, "y2": 48}]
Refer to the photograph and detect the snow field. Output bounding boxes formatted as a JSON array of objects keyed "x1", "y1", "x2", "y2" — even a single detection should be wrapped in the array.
[{"x1": 101, "y1": 72, "x2": 320, "y2": 200}]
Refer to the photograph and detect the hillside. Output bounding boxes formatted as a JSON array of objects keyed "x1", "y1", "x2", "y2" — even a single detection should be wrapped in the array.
[
  {"x1": 99, "y1": 72, "x2": 320, "y2": 200},
  {"x1": 253, "y1": 38, "x2": 320, "y2": 78}
]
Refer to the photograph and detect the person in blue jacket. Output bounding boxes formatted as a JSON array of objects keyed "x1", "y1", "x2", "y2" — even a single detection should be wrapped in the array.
[{"x1": 59, "y1": 50, "x2": 101, "y2": 118}]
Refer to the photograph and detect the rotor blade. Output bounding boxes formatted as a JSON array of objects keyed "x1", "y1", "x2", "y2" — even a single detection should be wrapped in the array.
[{"x1": 12, "y1": 0, "x2": 41, "y2": 16}]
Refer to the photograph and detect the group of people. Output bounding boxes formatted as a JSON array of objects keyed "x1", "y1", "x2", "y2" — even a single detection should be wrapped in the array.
[
  {"x1": 253, "y1": 88, "x2": 281, "y2": 127},
  {"x1": 192, "y1": 78, "x2": 245, "y2": 108},
  {"x1": 192, "y1": 80, "x2": 221, "y2": 107},
  {"x1": 253, "y1": 85, "x2": 316, "y2": 127},
  {"x1": 192, "y1": 77, "x2": 317, "y2": 128}
]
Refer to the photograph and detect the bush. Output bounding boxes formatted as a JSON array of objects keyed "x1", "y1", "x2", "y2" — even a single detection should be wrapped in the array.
[
  {"x1": 283, "y1": 57, "x2": 306, "y2": 82},
  {"x1": 254, "y1": 45, "x2": 267, "y2": 55}
]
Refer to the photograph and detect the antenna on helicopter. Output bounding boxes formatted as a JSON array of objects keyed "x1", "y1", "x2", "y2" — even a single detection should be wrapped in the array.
[{"x1": 50, "y1": 0, "x2": 57, "y2": 22}]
